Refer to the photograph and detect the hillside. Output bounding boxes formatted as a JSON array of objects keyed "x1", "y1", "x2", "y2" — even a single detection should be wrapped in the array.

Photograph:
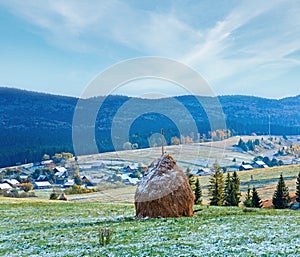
[{"x1": 1, "y1": 87, "x2": 300, "y2": 167}]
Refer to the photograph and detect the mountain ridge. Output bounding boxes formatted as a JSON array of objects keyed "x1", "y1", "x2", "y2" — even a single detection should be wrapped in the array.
[{"x1": 0, "y1": 87, "x2": 300, "y2": 167}]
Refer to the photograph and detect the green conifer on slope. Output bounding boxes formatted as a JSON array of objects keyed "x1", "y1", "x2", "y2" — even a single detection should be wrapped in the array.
[
  {"x1": 223, "y1": 173, "x2": 233, "y2": 206},
  {"x1": 243, "y1": 184, "x2": 252, "y2": 207},
  {"x1": 224, "y1": 171, "x2": 240, "y2": 206},
  {"x1": 296, "y1": 171, "x2": 300, "y2": 203},
  {"x1": 272, "y1": 173, "x2": 290, "y2": 209},
  {"x1": 209, "y1": 162, "x2": 224, "y2": 206},
  {"x1": 231, "y1": 171, "x2": 241, "y2": 206},
  {"x1": 252, "y1": 186, "x2": 262, "y2": 208},
  {"x1": 194, "y1": 178, "x2": 202, "y2": 205}
]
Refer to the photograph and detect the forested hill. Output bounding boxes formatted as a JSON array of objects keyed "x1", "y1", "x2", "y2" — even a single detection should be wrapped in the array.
[{"x1": 1, "y1": 87, "x2": 300, "y2": 167}]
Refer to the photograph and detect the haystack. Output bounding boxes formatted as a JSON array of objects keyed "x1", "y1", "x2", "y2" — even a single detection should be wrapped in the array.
[
  {"x1": 58, "y1": 192, "x2": 68, "y2": 201},
  {"x1": 134, "y1": 154, "x2": 194, "y2": 218}
]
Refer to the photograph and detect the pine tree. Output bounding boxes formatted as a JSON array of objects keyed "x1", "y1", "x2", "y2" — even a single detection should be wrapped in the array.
[
  {"x1": 296, "y1": 171, "x2": 300, "y2": 203},
  {"x1": 188, "y1": 174, "x2": 196, "y2": 192},
  {"x1": 209, "y1": 162, "x2": 224, "y2": 206},
  {"x1": 231, "y1": 171, "x2": 241, "y2": 206},
  {"x1": 194, "y1": 178, "x2": 202, "y2": 205},
  {"x1": 251, "y1": 186, "x2": 262, "y2": 208},
  {"x1": 272, "y1": 173, "x2": 290, "y2": 209},
  {"x1": 223, "y1": 173, "x2": 233, "y2": 206},
  {"x1": 243, "y1": 184, "x2": 252, "y2": 207},
  {"x1": 223, "y1": 171, "x2": 240, "y2": 206}
]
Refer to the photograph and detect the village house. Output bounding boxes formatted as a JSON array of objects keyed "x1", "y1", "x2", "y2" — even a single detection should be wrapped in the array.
[
  {"x1": 41, "y1": 160, "x2": 55, "y2": 168},
  {"x1": 190, "y1": 168, "x2": 212, "y2": 176},
  {"x1": 117, "y1": 174, "x2": 140, "y2": 185},
  {"x1": 33, "y1": 181, "x2": 52, "y2": 189},
  {"x1": 63, "y1": 180, "x2": 75, "y2": 188},
  {"x1": 81, "y1": 176, "x2": 102, "y2": 186},
  {"x1": 36, "y1": 175, "x2": 47, "y2": 181},
  {"x1": 121, "y1": 164, "x2": 138, "y2": 173},
  {"x1": 0, "y1": 183, "x2": 12, "y2": 190},
  {"x1": 252, "y1": 160, "x2": 269, "y2": 169},
  {"x1": 239, "y1": 164, "x2": 253, "y2": 171},
  {"x1": 54, "y1": 167, "x2": 68, "y2": 184},
  {"x1": 19, "y1": 175, "x2": 29, "y2": 181},
  {"x1": 4, "y1": 179, "x2": 20, "y2": 187}
]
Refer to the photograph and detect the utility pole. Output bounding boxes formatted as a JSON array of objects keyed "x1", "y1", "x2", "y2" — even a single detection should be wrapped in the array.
[
  {"x1": 268, "y1": 114, "x2": 271, "y2": 137},
  {"x1": 161, "y1": 128, "x2": 164, "y2": 156}
]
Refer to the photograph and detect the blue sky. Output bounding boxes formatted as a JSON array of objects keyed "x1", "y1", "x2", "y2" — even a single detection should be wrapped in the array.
[{"x1": 0, "y1": 0, "x2": 300, "y2": 98}]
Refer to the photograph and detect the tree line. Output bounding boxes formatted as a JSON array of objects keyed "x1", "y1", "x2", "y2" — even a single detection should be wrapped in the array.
[{"x1": 189, "y1": 163, "x2": 300, "y2": 209}]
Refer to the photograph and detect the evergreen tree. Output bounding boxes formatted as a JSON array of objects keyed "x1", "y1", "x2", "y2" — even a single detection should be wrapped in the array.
[
  {"x1": 188, "y1": 174, "x2": 196, "y2": 192},
  {"x1": 231, "y1": 171, "x2": 241, "y2": 206},
  {"x1": 223, "y1": 173, "x2": 233, "y2": 206},
  {"x1": 251, "y1": 186, "x2": 262, "y2": 208},
  {"x1": 194, "y1": 178, "x2": 202, "y2": 205},
  {"x1": 243, "y1": 184, "x2": 252, "y2": 207},
  {"x1": 246, "y1": 140, "x2": 255, "y2": 151},
  {"x1": 238, "y1": 139, "x2": 248, "y2": 151},
  {"x1": 272, "y1": 173, "x2": 290, "y2": 209},
  {"x1": 209, "y1": 162, "x2": 224, "y2": 206},
  {"x1": 223, "y1": 171, "x2": 240, "y2": 206},
  {"x1": 296, "y1": 171, "x2": 300, "y2": 203}
]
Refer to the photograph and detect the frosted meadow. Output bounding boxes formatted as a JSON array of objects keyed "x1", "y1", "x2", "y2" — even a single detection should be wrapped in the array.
[{"x1": 0, "y1": 200, "x2": 299, "y2": 257}]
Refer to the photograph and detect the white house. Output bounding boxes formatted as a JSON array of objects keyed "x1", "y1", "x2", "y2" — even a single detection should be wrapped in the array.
[
  {"x1": 33, "y1": 181, "x2": 52, "y2": 189},
  {"x1": 0, "y1": 183, "x2": 12, "y2": 190},
  {"x1": 54, "y1": 167, "x2": 67, "y2": 173},
  {"x1": 239, "y1": 164, "x2": 253, "y2": 171},
  {"x1": 117, "y1": 174, "x2": 139, "y2": 185},
  {"x1": 63, "y1": 180, "x2": 75, "y2": 188},
  {"x1": 4, "y1": 179, "x2": 20, "y2": 187},
  {"x1": 253, "y1": 161, "x2": 268, "y2": 168}
]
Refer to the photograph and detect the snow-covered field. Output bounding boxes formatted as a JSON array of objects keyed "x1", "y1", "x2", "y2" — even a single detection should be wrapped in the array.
[{"x1": 0, "y1": 199, "x2": 299, "y2": 256}]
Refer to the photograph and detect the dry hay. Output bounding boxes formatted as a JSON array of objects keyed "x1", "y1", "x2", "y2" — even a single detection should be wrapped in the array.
[
  {"x1": 135, "y1": 154, "x2": 194, "y2": 218},
  {"x1": 58, "y1": 192, "x2": 68, "y2": 201}
]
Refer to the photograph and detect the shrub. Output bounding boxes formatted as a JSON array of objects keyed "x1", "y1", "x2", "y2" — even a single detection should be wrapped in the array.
[
  {"x1": 19, "y1": 192, "x2": 29, "y2": 198},
  {"x1": 64, "y1": 184, "x2": 96, "y2": 195},
  {"x1": 20, "y1": 182, "x2": 34, "y2": 192},
  {"x1": 99, "y1": 228, "x2": 112, "y2": 246},
  {"x1": 4, "y1": 189, "x2": 19, "y2": 198},
  {"x1": 49, "y1": 191, "x2": 59, "y2": 200},
  {"x1": 28, "y1": 192, "x2": 37, "y2": 197}
]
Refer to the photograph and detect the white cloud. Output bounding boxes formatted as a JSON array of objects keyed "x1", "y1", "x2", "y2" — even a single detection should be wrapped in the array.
[
  {"x1": 1, "y1": 0, "x2": 300, "y2": 97},
  {"x1": 0, "y1": 0, "x2": 200, "y2": 57},
  {"x1": 178, "y1": 0, "x2": 300, "y2": 96}
]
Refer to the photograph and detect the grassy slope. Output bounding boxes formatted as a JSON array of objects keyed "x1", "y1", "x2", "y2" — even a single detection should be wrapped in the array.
[
  {"x1": 58, "y1": 164, "x2": 300, "y2": 205},
  {"x1": 0, "y1": 198, "x2": 299, "y2": 257},
  {"x1": 78, "y1": 136, "x2": 254, "y2": 169},
  {"x1": 78, "y1": 135, "x2": 294, "y2": 171},
  {"x1": 198, "y1": 164, "x2": 300, "y2": 205}
]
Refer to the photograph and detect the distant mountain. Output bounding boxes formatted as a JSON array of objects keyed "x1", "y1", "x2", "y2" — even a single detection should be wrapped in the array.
[{"x1": 0, "y1": 87, "x2": 300, "y2": 167}]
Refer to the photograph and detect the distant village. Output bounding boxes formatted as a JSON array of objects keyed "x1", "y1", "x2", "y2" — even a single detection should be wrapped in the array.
[
  {"x1": 1, "y1": 136, "x2": 300, "y2": 197},
  {"x1": 0, "y1": 153, "x2": 149, "y2": 195}
]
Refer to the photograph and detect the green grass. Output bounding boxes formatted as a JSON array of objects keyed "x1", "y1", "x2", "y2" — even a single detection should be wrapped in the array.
[{"x1": 0, "y1": 198, "x2": 299, "y2": 256}]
